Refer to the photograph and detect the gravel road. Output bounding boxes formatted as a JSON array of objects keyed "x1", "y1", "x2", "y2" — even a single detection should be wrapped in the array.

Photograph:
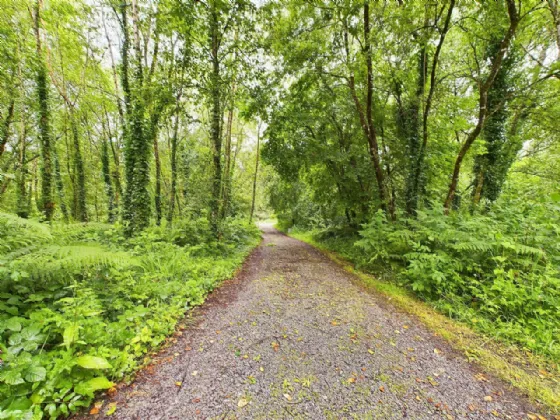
[{"x1": 88, "y1": 224, "x2": 538, "y2": 419}]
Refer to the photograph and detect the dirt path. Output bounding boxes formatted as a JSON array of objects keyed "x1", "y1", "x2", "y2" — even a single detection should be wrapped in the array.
[{"x1": 92, "y1": 224, "x2": 537, "y2": 419}]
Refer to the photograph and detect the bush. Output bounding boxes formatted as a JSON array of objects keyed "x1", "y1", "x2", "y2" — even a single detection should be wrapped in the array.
[
  {"x1": 0, "y1": 214, "x2": 260, "y2": 419},
  {"x1": 338, "y1": 201, "x2": 559, "y2": 359}
]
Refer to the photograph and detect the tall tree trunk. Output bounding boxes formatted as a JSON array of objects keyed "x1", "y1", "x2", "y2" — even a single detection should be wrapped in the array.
[
  {"x1": 16, "y1": 113, "x2": 28, "y2": 218},
  {"x1": 101, "y1": 136, "x2": 115, "y2": 223},
  {"x1": 249, "y1": 124, "x2": 261, "y2": 223},
  {"x1": 444, "y1": 0, "x2": 519, "y2": 212},
  {"x1": 53, "y1": 141, "x2": 69, "y2": 221},
  {"x1": 152, "y1": 121, "x2": 162, "y2": 226},
  {"x1": 70, "y1": 116, "x2": 87, "y2": 221},
  {"x1": 0, "y1": 99, "x2": 15, "y2": 158},
  {"x1": 209, "y1": 1, "x2": 222, "y2": 234},
  {"x1": 220, "y1": 93, "x2": 235, "y2": 220},
  {"x1": 167, "y1": 106, "x2": 180, "y2": 225},
  {"x1": 346, "y1": 5, "x2": 394, "y2": 220},
  {"x1": 121, "y1": 0, "x2": 150, "y2": 235},
  {"x1": 34, "y1": 0, "x2": 55, "y2": 222}
]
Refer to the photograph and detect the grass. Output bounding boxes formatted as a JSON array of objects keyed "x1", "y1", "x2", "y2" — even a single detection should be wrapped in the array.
[{"x1": 285, "y1": 229, "x2": 560, "y2": 415}]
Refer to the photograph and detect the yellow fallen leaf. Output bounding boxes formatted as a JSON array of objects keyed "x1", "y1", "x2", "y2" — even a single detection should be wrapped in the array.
[
  {"x1": 259, "y1": 367, "x2": 264, "y2": 372},
  {"x1": 483, "y1": 395, "x2": 493, "y2": 402},
  {"x1": 347, "y1": 377, "x2": 356, "y2": 384},
  {"x1": 237, "y1": 398, "x2": 248, "y2": 408},
  {"x1": 283, "y1": 393, "x2": 292, "y2": 401},
  {"x1": 105, "y1": 403, "x2": 117, "y2": 416},
  {"x1": 379, "y1": 386, "x2": 385, "y2": 392},
  {"x1": 175, "y1": 381, "x2": 182, "y2": 387},
  {"x1": 434, "y1": 348, "x2": 441, "y2": 355}
]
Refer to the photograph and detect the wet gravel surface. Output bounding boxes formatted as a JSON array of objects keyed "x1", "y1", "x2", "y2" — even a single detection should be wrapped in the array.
[{"x1": 89, "y1": 224, "x2": 537, "y2": 419}]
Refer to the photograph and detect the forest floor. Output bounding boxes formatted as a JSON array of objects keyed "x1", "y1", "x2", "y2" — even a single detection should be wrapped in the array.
[{"x1": 85, "y1": 224, "x2": 543, "y2": 419}]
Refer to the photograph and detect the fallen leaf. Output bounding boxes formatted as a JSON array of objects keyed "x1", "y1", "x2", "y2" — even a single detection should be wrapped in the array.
[
  {"x1": 107, "y1": 387, "x2": 117, "y2": 397},
  {"x1": 368, "y1": 349, "x2": 374, "y2": 354},
  {"x1": 379, "y1": 386, "x2": 385, "y2": 392},
  {"x1": 259, "y1": 367, "x2": 264, "y2": 372},
  {"x1": 105, "y1": 403, "x2": 117, "y2": 416},
  {"x1": 347, "y1": 377, "x2": 356, "y2": 384},
  {"x1": 468, "y1": 404, "x2": 476, "y2": 412},
  {"x1": 434, "y1": 348, "x2": 441, "y2": 355},
  {"x1": 174, "y1": 353, "x2": 179, "y2": 357},
  {"x1": 483, "y1": 396, "x2": 493, "y2": 402},
  {"x1": 475, "y1": 373, "x2": 488, "y2": 382},
  {"x1": 415, "y1": 395, "x2": 421, "y2": 401},
  {"x1": 403, "y1": 325, "x2": 409, "y2": 329},
  {"x1": 238, "y1": 398, "x2": 248, "y2": 408},
  {"x1": 185, "y1": 346, "x2": 192, "y2": 351},
  {"x1": 331, "y1": 320, "x2": 339, "y2": 326},
  {"x1": 271, "y1": 342, "x2": 280, "y2": 352},
  {"x1": 192, "y1": 371, "x2": 198, "y2": 376},
  {"x1": 89, "y1": 407, "x2": 100, "y2": 415},
  {"x1": 175, "y1": 381, "x2": 182, "y2": 387},
  {"x1": 283, "y1": 393, "x2": 292, "y2": 401}
]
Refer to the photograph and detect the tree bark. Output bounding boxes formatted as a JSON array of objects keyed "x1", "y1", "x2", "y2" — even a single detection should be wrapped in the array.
[
  {"x1": 209, "y1": 1, "x2": 222, "y2": 235},
  {"x1": 34, "y1": 0, "x2": 55, "y2": 222}
]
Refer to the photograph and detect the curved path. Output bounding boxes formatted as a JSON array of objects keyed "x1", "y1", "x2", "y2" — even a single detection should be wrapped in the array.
[{"x1": 92, "y1": 224, "x2": 536, "y2": 419}]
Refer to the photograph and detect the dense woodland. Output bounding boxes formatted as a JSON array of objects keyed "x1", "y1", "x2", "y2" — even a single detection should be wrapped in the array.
[{"x1": 0, "y1": 0, "x2": 559, "y2": 418}]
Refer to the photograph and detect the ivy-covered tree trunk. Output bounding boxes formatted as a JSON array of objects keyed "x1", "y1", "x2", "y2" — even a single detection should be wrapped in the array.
[
  {"x1": 220, "y1": 98, "x2": 234, "y2": 220},
  {"x1": 151, "y1": 119, "x2": 162, "y2": 226},
  {"x1": 120, "y1": 1, "x2": 150, "y2": 235},
  {"x1": 53, "y1": 142, "x2": 69, "y2": 221},
  {"x1": 34, "y1": 0, "x2": 55, "y2": 222},
  {"x1": 471, "y1": 40, "x2": 520, "y2": 206},
  {"x1": 101, "y1": 136, "x2": 115, "y2": 223},
  {"x1": 208, "y1": 1, "x2": 222, "y2": 234},
  {"x1": 0, "y1": 99, "x2": 15, "y2": 158},
  {"x1": 249, "y1": 125, "x2": 260, "y2": 223},
  {"x1": 16, "y1": 118, "x2": 28, "y2": 218},
  {"x1": 70, "y1": 117, "x2": 87, "y2": 221},
  {"x1": 167, "y1": 107, "x2": 180, "y2": 225},
  {"x1": 444, "y1": 0, "x2": 519, "y2": 212}
]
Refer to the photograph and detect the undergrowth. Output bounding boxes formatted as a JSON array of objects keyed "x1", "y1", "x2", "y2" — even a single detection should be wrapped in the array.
[{"x1": 0, "y1": 213, "x2": 260, "y2": 419}]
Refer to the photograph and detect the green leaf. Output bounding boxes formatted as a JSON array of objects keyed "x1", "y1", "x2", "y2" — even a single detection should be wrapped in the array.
[
  {"x1": 23, "y1": 366, "x2": 46, "y2": 383},
  {"x1": 63, "y1": 325, "x2": 80, "y2": 349},
  {"x1": 75, "y1": 355, "x2": 112, "y2": 369},
  {"x1": 20, "y1": 325, "x2": 44, "y2": 342},
  {"x1": 75, "y1": 376, "x2": 114, "y2": 396},
  {"x1": 0, "y1": 369, "x2": 25, "y2": 385},
  {"x1": 5, "y1": 317, "x2": 22, "y2": 332}
]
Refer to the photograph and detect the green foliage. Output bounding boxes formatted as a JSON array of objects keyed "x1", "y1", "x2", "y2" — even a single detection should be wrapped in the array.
[{"x1": 0, "y1": 214, "x2": 260, "y2": 419}]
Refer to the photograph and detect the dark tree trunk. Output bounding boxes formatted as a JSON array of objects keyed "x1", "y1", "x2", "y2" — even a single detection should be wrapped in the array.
[
  {"x1": 0, "y1": 99, "x2": 15, "y2": 158},
  {"x1": 444, "y1": 0, "x2": 519, "y2": 212},
  {"x1": 209, "y1": 1, "x2": 222, "y2": 235},
  {"x1": 34, "y1": 0, "x2": 55, "y2": 222},
  {"x1": 53, "y1": 142, "x2": 69, "y2": 221},
  {"x1": 249, "y1": 126, "x2": 260, "y2": 223},
  {"x1": 101, "y1": 136, "x2": 115, "y2": 223},
  {"x1": 167, "y1": 107, "x2": 180, "y2": 225}
]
